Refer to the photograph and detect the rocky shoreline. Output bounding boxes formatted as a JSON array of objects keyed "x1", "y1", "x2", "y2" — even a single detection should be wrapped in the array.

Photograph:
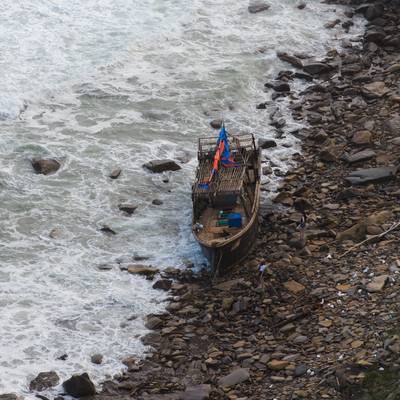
[{"x1": 7, "y1": 1, "x2": 400, "y2": 399}]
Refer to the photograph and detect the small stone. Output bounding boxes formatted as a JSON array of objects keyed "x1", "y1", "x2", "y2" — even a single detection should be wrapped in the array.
[
  {"x1": 109, "y1": 168, "x2": 122, "y2": 179},
  {"x1": 29, "y1": 371, "x2": 59, "y2": 391},
  {"x1": 352, "y1": 130, "x2": 372, "y2": 145},
  {"x1": 218, "y1": 368, "x2": 250, "y2": 387},
  {"x1": 277, "y1": 52, "x2": 303, "y2": 68},
  {"x1": 319, "y1": 319, "x2": 333, "y2": 328},
  {"x1": 342, "y1": 150, "x2": 376, "y2": 164},
  {"x1": 284, "y1": 280, "x2": 305, "y2": 294},
  {"x1": 366, "y1": 275, "x2": 388, "y2": 293},
  {"x1": 303, "y1": 63, "x2": 331, "y2": 75},
  {"x1": 297, "y1": 2, "x2": 306, "y2": 9},
  {"x1": 182, "y1": 384, "x2": 211, "y2": 400},
  {"x1": 268, "y1": 359, "x2": 289, "y2": 371},
  {"x1": 210, "y1": 119, "x2": 223, "y2": 129},
  {"x1": 351, "y1": 340, "x2": 364, "y2": 349},
  {"x1": 294, "y1": 364, "x2": 308, "y2": 377},
  {"x1": 152, "y1": 199, "x2": 163, "y2": 205},
  {"x1": 90, "y1": 354, "x2": 103, "y2": 365},
  {"x1": 62, "y1": 373, "x2": 96, "y2": 398},
  {"x1": 144, "y1": 316, "x2": 163, "y2": 330}
]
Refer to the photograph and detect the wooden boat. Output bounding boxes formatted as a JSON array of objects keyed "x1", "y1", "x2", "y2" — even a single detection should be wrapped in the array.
[{"x1": 192, "y1": 132, "x2": 261, "y2": 274}]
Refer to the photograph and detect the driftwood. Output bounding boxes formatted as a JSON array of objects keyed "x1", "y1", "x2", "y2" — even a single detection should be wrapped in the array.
[{"x1": 340, "y1": 220, "x2": 400, "y2": 258}]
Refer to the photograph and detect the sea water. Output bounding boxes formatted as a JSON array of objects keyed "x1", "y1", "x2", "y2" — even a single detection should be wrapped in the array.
[{"x1": 0, "y1": 0, "x2": 364, "y2": 394}]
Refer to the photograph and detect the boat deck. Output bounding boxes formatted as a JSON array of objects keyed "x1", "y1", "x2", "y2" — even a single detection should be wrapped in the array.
[{"x1": 196, "y1": 204, "x2": 248, "y2": 244}]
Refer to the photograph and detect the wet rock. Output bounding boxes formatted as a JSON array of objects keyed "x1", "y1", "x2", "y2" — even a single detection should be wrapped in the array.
[
  {"x1": 258, "y1": 139, "x2": 277, "y2": 149},
  {"x1": 342, "y1": 150, "x2": 376, "y2": 164},
  {"x1": 358, "y1": 4, "x2": 384, "y2": 21},
  {"x1": 152, "y1": 279, "x2": 172, "y2": 291},
  {"x1": 294, "y1": 71, "x2": 313, "y2": 81},
  {"x1": 302, "y1": 63, "x2": 331, "y2": 75},
  {"x1": 181, "y1": 384, "x2": 211, "y2": 400},
  {"x1": 265, "y1": 81, "x2": 290, "y2": 93},
  {"x1": 297, "y1": 2, "x2": 306, "y2": 9},
  {"x1": 367, "y1": 275, "x2": 388, "y2": 293},
  {"x1": 352, "y1": 130, "x2": 372, "y2": 145},
  {"x1": 273, "y1": 192, "x2": 293, "y2": 207},
  {"x1": 62, "y1": 373, "x2": 96, "y2": 398},
  {"x1": 91, "y1": 354, "x2": 103, "y2": 365},
  {"x1": 0, "y1": 395, "x2": 22, "y2": 400},
  {"x1": 262, "y1": 165, "x2": 272, "y2": 175},
  {"x1": 277, "y1": 52, "x2": 303, "y2": 68},
  {"x1": 248, "y1": 2, "x2": 270, "y2": 13},
  {"x1": 100, "y1": 225, "x2": 117, "y2": 235},
  {"x1": 127, "y1": 265, "x2": 159, "y2": 277},
  {"x1": 118, "y1": 203, "x2": 137, "y2": 215},
  {"x1": 218, "y1": 368, "x2": 250, "y2": 387},
  {"x1": 145, "y1": 316, "x2": 163, "y2": 330},
  {"x1": 324, "y1": 19, "x2": 341, "y2": 29},
  {"x1": 31, "y1": 159, "x2": 60, "y2": 175},
  {"x1": 109, "y1": 168, "x2": 122, "y2": 179},
  {"x1": 210, "y1": 119, "x2": 223, "y2": 129},
  {"x1": 152, "y1": 199, "x2": 163, "y2": 205},
  {"x1": 143, "y1": 160, "x2": 181, "y2": 173},
  {"x1": 345, "y1": 167, "x2": 398, "y2": 185},
  {"x1": 29, "y1": 371, "x2": 59, "y2": 391}
]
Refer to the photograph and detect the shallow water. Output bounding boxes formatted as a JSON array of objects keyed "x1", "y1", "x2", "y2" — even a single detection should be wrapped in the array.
[{"x1": 0, "y1": 0, "x2": 364, "y2": 394}]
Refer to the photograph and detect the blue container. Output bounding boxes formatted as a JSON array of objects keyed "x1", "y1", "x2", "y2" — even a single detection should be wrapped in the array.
[{"x1": 228, "y1": 213, "x2": 242, "y2": 228}]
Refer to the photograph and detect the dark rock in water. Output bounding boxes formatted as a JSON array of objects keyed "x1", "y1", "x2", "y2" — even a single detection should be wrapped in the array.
[
  {"x1": 90, "y1": 354, "x2": 103, "y2": 365},
  {"x1": 210, "y1": 119, "x2": 223, "y2": 129},
  {"x1": 152, "y1": 199, "x2": 163, "y2": 206},
  {"x1": 100, "y1": 225, "x2": 117, "y2": 235},
  {"x1": 143, "y1": 159, "x2": 181, "y2": 173},
  {"x1": 62, "y1": 373, "x2": 96, "y2": 398},
  {"x1": 152, "y1": 279, "x2": 172, "y2": 291},
  {"x1": 248, "y1": 2, "x2": 270, "y2": 13},
  {"x1": 109, "y1": 168, "x2": 121, "y2": 179},
  {"x1": 365, "y1": 30, "x2": 386, "y2": 44},
  {"x1": 262, "y1": 165, "x2": 272, "y2": 175},
  {"x1": 265, "y1": 81, "x2": 290, "y2": 93},
  {"x1": 256, "y1": 102, "x2": 267, "y2": 109},
  {"x1": 35, "y1": 395, "x2": 50, "y2": 400},
  {"x1": 141, "y1": 332, "x2": 161, "y2": 346},
  {"x1": 297, "y1": 2, "x2": 306, "y2": 9},
  {"x1": 118, "y1": 203, "x2": 137, "y2": 215},
  {"x1": 218, "y1": 368, "x2": 250, "y2": 387},
  {"x1": 29, "y1": 371, "x2": 59, "y2": 392},
  {"x1": 31, "y1": 159, "x2": 60, "y2": 175},
  {"x1": 127, "y1": 265, "x2": 159, "y2": 277},
  {"x1": 294, "y1": 71, "x2": 313, "y2": 81},
  {"x1": 342, "y1": 150, "x2": 376, "y2": 164},
  {"x1": 277, "y1": 52, "x2": 303, "y2": 68},
  {"x1": 258, "y1": 139, "x2": 277, "y2": 149},
  {"x1": 0, "y1": 395, "x2": 21, "y2": 400},
  {"x1": 345, "y1": 167, "x2": 398, "y2": 185},
  {"x1": 56, "y1": 353, "x2": 68, "y2": 361},
  {"x1": 182, "y1": 384, "x2": 211, "y2": 400},
  {"x1": 303, "y1": 63, "x2": 331, "y2": 75}
]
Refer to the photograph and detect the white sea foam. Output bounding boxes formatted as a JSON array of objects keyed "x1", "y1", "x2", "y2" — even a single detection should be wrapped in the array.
[{"x1": 0, "y1": 0, "x2": 364, "y2": 395}]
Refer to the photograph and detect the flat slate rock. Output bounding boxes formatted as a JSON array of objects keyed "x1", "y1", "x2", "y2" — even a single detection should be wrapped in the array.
[
  {"x1": 181, "y1": 384, "x2": 211, "y2": 400},
  {"x1": 342, "y1": 150, "x2": 376, "y2": 164},
  {"x1": 218, "y1": 368, "x2": 250, "y2": 387},
  {"x1": 345, "y1": 166, "x2": 398, "y2": 185},
  {"x1": 143, "y1": 159, "x2": 181, "y2": 173}
]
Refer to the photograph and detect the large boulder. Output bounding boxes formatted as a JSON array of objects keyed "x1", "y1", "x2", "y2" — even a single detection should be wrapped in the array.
[
  {"x1": 29, "y1": 371, "x2": 59, "y2": 391},
  {"x1": 31, "y1": 158, "x2": 60, "y2": 175},
  {"x1": 62, "y1": 373, "x2": 96, "y2": 398},
  {"x1": 143, "y1": 160, "x2": 181, "y2": 173}
]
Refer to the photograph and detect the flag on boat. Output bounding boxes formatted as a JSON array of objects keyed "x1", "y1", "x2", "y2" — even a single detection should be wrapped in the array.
[{"x1": 198, "y1": 124, "x2": 240, "y2": 190}]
